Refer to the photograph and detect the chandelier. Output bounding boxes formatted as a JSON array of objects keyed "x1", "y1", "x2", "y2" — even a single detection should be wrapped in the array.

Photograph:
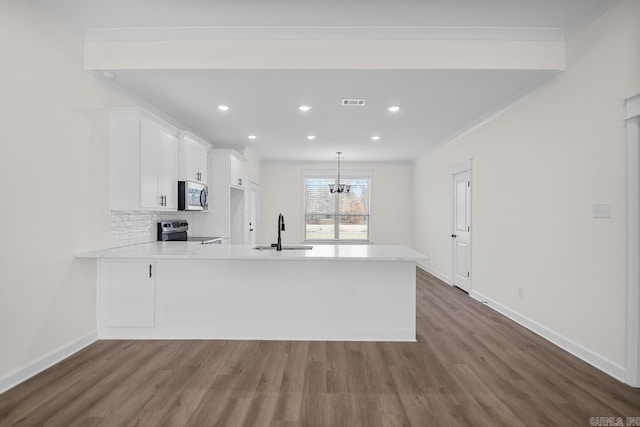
[{"x1": 329, "y1": 152, "x2": 350, "y2": 194}]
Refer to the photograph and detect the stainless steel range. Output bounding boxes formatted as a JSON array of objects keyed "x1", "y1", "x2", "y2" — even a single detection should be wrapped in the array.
[{"x1": 157, "y1": 220, "x2": 223, "y2": 244}]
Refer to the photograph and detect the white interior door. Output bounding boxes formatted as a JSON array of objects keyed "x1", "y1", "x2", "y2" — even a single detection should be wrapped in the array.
[
  {"x1": 452, "y1": 169, "x2": 471, "y2": 292},
  {"x1": 249, "y1": 182, "x2": 259, "y2": 247}
]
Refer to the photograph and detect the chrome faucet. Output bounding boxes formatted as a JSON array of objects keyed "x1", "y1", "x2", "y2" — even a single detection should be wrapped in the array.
[{"x1": 272, "y1": 213, "x2": 285, "y2": 251}]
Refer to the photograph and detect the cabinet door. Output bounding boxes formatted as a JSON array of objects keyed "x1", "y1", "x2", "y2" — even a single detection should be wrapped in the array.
[
  {"x1": 187, "y1": 142, "x2": 208, "y2": 183},
  {"x1": 159, "y1": 132, "x2": 178, "y2": 209},
  {"x1": 163, "y1": 260, "x2": 229, "y2": 328},
  {"x1": 139, "y1": 122, "x2": 161, "y2": 209},
  {"x1": 230, "y1": 156, "x2": 245, "y2": 188},
  {"x1": 104, "y1": 261, "x2": 156, "y2": 328}
]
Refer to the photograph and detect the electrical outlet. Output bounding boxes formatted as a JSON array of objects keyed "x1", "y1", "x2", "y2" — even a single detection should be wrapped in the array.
[{"x1": 518, "y1": 287, "x2": 525, "y2": 299}]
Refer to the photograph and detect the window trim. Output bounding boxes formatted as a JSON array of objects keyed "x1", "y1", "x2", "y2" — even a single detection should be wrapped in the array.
[{"x1": 302, "y1": 169, "x2": 373, "y2": 243}]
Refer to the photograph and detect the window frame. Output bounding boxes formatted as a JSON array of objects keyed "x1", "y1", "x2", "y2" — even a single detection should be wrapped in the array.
[{"x1": 302, "y1": 169, "x2": 373, "y2": 243}]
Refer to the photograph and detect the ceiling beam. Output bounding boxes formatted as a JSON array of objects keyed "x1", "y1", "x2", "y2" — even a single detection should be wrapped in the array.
[{"x1": 85, "y1": 39, "x2": 565, "y2": 71}]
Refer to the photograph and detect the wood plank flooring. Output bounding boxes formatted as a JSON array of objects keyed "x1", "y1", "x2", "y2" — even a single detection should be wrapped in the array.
[{"x1": 1, "y1": 269, "x2": 639, "y2": 426}]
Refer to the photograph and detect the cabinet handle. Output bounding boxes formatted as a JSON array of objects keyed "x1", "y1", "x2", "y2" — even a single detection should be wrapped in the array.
[
  {"x1": 160, "y1": 195, "x2": 164, "y2": 206},
  {"x1": 149, "y1": 264, "x2": 152, "y2": 278},
  {"x1": 238, "y1": 178, "x2": 242, "y2": 186}
]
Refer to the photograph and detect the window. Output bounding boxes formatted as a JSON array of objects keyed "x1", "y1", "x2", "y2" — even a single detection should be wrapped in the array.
[{"x1": 304, "y1": 173, "x2": 371, "y2": 241}]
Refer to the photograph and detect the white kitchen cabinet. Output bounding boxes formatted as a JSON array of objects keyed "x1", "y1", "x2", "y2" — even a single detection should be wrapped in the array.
[
  {"x1": 178, "y1": 131, "x2": 209, "y2": 184},
  {"x1": 230, "y1": 155, "x2": 245, "y2": 189},
  {"x1": 160, "y1": 260, "x2": 230, "y2": 330},
  {"x1": 92, "y1": 256, "x2": 417, "y2": 341},
  {"x1": 110, "y1": 108, "x2": 178, "y2": 211},
  {"x1": 202, "y1": 150, "x2": 248, "y2": 244},
  {"x1": 159, "y1": 132, "x2": 178, "y2": 209},
  {"x1": 101, "y1": 260, "x2": 156, "y2": 328},
  {"x1": 140, "y1": 121, "x2": 178, "y2": 210}
]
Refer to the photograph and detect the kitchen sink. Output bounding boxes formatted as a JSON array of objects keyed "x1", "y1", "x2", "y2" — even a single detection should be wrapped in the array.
[{"x1": 253, "y1": 245, "x2": 313, "y2": 250}]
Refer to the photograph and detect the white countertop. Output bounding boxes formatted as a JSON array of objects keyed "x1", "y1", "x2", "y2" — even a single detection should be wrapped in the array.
[{"x1": 78, "y1": 242, "x2": 427, "y2": 261}]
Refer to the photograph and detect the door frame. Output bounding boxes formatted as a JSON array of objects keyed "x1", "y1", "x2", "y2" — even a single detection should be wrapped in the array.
[
  {"x1": 451, "y1": 159, "x2": 473, "y2": 292},
  {"x1": 626, "y1": 94, "x2": 640, "y2": 387}
]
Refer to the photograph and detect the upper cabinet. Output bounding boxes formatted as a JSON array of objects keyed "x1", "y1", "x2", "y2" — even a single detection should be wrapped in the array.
[
  {"x1": 110, "y1": 108, "x2": 179, "y2": 211},
  {"x1": 178, "y1": 131, "x2": 209, "y2": 184},
  {"x1": 229, "y1": 155, "x2": 246, "y2": 189},
  {"x1": 140, "y1": 121, "x2": 178, "y2": 210},
  {"x1": 204, "y1": 149, "x2": 248, "y2": 243},
  {"x1": 210, "y1": 149, "x2": 247, "y2": 191}
]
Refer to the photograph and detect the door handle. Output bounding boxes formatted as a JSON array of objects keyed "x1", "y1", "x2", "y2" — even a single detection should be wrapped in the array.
[{"x1": 451, "y1": 234, "x2": 457, "y2": 238}]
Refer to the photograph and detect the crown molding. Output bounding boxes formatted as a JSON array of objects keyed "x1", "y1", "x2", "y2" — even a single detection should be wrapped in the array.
[
  {"x1": 424, "y1": 71, "x2": 562, "y2": 155},
  {"x1": 563, "y1": 0, "x2": 621, "y2": 38}
]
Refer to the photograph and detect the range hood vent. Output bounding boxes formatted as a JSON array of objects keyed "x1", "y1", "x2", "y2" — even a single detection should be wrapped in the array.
[{"x1": 341, "y1": 98, "x2": 366, "y2": 106}]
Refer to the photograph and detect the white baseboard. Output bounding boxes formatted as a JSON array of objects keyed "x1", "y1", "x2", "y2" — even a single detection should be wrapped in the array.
[
  {"x1": 0, "y1": 331, "x2": 98, "y2": 395},
  {"x1": 469, "y1": 290, "x2": 626, "y2": 383},
  {"x1": 417, "y1": 262, "x2": 452, "y2": 286}
]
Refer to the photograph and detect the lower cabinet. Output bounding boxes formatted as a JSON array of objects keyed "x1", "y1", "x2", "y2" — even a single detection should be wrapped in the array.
[
  {"x1": 102, "y1": 260, "x2": 156, "y2": 328},
  {"x1": 161, "y1": 260, "x2": 229, "y2": 329},
  {"x1": 98, "y1": 258, "x2": 415, "y2": 341}
]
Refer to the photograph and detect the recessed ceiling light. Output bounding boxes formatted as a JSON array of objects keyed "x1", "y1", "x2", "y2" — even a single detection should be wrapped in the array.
[
  {"x1": 217, "y1": 105, "x2": 230, "y2": 111},
  {"x1": 371, "y1": 135, "x2": 381, "y2": 141},
  {"x1": 307, "y1": 135, "x2": 316, "y2": 141},
  {"x1": 299, "y1": 105, "x2": 312, "y2": 112},
  {"x1": 248, "y1": 135, "x2": 257, "y2": 140},
  {"x1": 387, "y1": 106, "x2": 400, "y2": 112}
]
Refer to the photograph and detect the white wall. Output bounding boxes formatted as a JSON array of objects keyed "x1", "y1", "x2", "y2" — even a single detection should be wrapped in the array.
[
  {"x1": 0, "y1": 1, "x2": 128, "y2": 383},
  {"x1": 414, "y1": 0, "x2": 640, "y2": 374},
  {"x1": 260, "y1": 162, "x2": 413, "y2": 245}
]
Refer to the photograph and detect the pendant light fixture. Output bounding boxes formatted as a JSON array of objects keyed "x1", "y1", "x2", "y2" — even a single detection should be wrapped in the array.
[{"x1": 329, "y1": 152, "x2": 350, "y2": 194}]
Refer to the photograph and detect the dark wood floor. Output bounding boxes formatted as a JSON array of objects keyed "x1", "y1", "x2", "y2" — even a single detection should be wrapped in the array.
[{"x1": 1, "y1": 269, "x2": 639, "y2": 426}]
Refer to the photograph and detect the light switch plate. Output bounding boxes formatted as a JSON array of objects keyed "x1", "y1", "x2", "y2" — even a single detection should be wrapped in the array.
[{"x1": 592, "y1": 203, "x2": 612, "y2": 218}]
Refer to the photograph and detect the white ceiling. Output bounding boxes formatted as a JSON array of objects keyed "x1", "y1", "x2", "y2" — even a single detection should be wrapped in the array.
[
  {"x1": 31, "y1": 0, "x2": 618, "y2": 162},
  {"x1": 110, "y1": 69, "x2": 553, "y2": 162}
]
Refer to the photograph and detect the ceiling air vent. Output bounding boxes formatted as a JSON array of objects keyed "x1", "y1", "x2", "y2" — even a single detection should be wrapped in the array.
[{"x1": 341, "y1": 99, "x2": 366, "y2": 107}]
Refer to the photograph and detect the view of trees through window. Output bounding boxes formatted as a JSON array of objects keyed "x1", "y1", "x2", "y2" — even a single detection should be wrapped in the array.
[{"x1": 304, "y1": 176, "x2": 370, "y2": 240}]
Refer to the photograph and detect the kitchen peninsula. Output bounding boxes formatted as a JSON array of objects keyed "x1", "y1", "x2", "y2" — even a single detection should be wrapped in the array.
[{"x1": 80, "y1": 243, "x2": 426, "y2": 342}]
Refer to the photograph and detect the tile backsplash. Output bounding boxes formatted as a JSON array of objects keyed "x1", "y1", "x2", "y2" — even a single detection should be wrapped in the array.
[{"x1": 110, "y1": 210, "x2": 197, "y2": 247}]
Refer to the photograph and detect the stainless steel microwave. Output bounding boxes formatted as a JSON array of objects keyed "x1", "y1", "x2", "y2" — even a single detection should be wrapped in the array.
[{"x1": 178, "y1": 181, "x2": 208, "y2": 211}]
